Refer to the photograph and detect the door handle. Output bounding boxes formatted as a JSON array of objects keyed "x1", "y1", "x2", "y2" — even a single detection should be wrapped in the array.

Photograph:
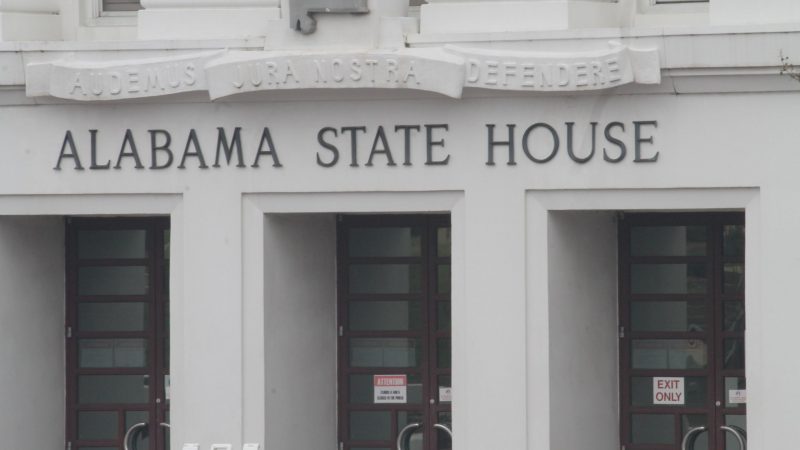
[
  {"x1": 681, "y1": 426, "x2": 707, "y2": 450},
  {"x1": 433, "y1": 423, "x2": 453, "y2": 441},
  {"x1": 721, "y1": 425, "x2": 747, "y2": 450},
  {"x1": 160, "y1": 423, "x2": 171, "y2": 449},
  {"x1": 124, "y1": 422, "x2": 148, "y2": 450},
  {"x1": 729, "y1": 425, "x2": 747, "y2": 440},
  {"x1": 396, "y1": 423, "x2": 421, "y2": 450}
]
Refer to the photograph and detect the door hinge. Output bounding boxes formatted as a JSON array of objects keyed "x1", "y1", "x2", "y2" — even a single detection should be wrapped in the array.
[
  {"x1": 66, "y1": 442, "x2": 72, "y2": 450},
  {"x1": 338, "y1": 325, "x2": 343, "y2": 337},
  {"x1": 339, "y1": 442, "x2": 344, "y2": 450},
  {"x1": 621, "y1": 445, "x2": 626, "y2": 450},
  {"x1": 618, "y1": 326, "x2": 625, "y2": 339},
  {"x1": 66, "y1": 326, "x2": 72, "y2": 338}
]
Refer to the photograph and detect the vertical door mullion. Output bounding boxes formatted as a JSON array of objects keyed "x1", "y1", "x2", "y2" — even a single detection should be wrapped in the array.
[
  {"x1": 153, "y1": 219, "x2": 165, "y2": 450},
  {"x1": 337, "y1": 217, "x2": 349, "y2": 450},
  {"x1": 429, "y1": 215, "x2": 451, "y2": 450},
  {"x1": 142, "y1": 220, "x2": 155, "y2": 450},
  {"x1": 701, "y1": 221, "x2": 714, "y2": 450},
  {"x1": 65, "y1": 220, "x2": 77, "y2": 447},
  {"x1": 711, "y1": 220, "x2": 723, "y2": 450},
  {"x1": 425, "y1": 217, "x2": 436, "y2": 450},
  {"x1": 618, "y1": 217, "x2": 632, "y2": 448},
  {"x1": 713, "y1": 216, "x2": 748, "y2": 450},
  {"x1": 160, "y1": 218, "x2": 172, "y2": 450}
]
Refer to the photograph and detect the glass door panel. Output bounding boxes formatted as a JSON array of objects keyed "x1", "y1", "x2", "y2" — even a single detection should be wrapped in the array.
[
  {"x1": 339, "y1": 216, "x2": 451, "y2": 450},
  {"x1": 620, "y1": 214, "x2": 745, "y2": 450},
  {"x1": 67, "y1": 218, "x2": 170, "y2": 450}
]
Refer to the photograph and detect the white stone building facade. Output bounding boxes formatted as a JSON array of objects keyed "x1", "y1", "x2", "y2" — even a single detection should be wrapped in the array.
[{"x1": 1, "y1": 1, "x2": 799, "y2": 450}]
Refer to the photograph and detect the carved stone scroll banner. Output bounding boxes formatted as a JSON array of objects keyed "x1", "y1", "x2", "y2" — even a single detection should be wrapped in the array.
[
  {"x1": 27, "y1": 51, "x2": 224, "y2": 101},
  {"x1": 23, "y1": 44, "x2": 663, "y2": 101},
  {"x1": 204, "y1": 48, "x2": 466, "y2": 99},
  {"x1": 446, "y1": 42, "x2": 661, "y2": 92}
]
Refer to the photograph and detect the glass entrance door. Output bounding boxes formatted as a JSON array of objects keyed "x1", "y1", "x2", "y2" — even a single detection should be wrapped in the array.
[
  {"x1": 338, "y1": 215, "x2": 452, "y2": 450},
  {"x1": 620, "y1": 213, "x2": 746, "y2": 450},
  {"x1": 66, "y1": 218, "x2": 171, "y2": 450}
]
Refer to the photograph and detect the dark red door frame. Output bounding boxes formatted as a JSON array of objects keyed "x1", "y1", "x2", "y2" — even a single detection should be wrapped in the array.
[
  {"x1": 619, "y1": 212, "x2": 745, "y2": 450},
  {"x1": 65, "y1": 217, "x2": 170, "y2": 450},
  {"x1": 337, "y1": 215, "x2": 452, "y2": 450}
]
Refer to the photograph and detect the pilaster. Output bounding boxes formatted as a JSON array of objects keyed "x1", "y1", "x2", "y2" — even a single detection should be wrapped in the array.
[
  {"x1": 172, "y1": 186, "x2": 245, "y2": 448},
  {"x1": 459, "y1": 185, "x2": 528, "y2": 450}
]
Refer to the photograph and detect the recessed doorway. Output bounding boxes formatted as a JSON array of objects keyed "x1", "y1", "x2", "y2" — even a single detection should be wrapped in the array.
[
  {"x1": 619, "y1": 213, "x2": 746, "y2": 450},
  {"x1": 338, "y1": 215, "x2": 452, "y2": 450},
  {"x1": 66, "y1": 218, "x2": 171, "y2": 450}
]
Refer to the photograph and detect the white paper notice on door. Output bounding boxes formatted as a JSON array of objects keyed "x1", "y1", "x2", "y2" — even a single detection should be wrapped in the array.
[
  {"x1": 374, "y1": 375, "x2": 407, "y2": 404},
  {"x1": 439, "y1": 387, "x2": 452, "y2": 403},
  {"x1": 653, "y1": 377, "x2": 685, "y2": 405},
  {"x1": 728, "y1": 389, "x2": 747, "y2": 404}
]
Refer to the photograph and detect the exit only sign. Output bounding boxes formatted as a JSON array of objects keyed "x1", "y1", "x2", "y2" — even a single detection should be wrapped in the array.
[{"x1": 653, "y1": 377, "x2": 685, "y2": 405}]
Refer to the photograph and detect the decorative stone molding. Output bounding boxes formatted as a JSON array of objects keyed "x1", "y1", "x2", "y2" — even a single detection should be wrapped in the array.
[
  {"x1": 26, "y1": 51, "x2": 223, "y2": 101},
  {"x1": 24, "y1": 42, "x2": 661, "y2": 101},
  {"x1": 205, "y1": 48, "x2": 465, "y2": 99},
  {"x1": 447, "y1": 42, "x2": 661, "y2": 92}
]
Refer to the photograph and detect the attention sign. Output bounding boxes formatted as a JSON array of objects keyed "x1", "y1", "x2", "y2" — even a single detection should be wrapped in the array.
[
  {"x1": 653, "y1": 377, "x2": 684, "y2": 405},
  {"x1": 374, "y1": 375, "x2": 407, "y2": 404}
]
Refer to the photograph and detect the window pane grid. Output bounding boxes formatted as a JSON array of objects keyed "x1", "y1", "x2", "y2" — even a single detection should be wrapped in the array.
[
  {"x1": 338, "y1": 216, "x2": 450, "y2": 450},
  {"x1": 620, "y1": 215, "x2": 745, "y2": 450}
]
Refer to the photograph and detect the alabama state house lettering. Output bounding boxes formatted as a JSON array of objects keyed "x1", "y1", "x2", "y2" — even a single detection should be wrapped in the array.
[{"x1": 53, "y1": 121, "x2": 659, "y2": 171}]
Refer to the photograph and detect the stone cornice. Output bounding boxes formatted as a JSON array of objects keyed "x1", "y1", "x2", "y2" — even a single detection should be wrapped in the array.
[{"x1": 1, "y1": 26, "x2": 800, "y2": 103}]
